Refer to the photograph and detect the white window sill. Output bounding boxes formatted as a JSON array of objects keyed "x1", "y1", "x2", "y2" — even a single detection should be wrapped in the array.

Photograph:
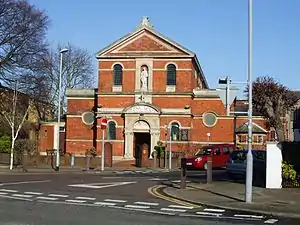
[
  {"x1": 166, "y1": 85, "x2": 176, "y2": 92},
  {"x1": 112, "y1": 85, "x2": 122, "y2": 92}
]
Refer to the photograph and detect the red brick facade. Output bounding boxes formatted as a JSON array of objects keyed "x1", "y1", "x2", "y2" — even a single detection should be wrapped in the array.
[{"x1": 39, "y1": 19, "x2": 273, "y2": 159}]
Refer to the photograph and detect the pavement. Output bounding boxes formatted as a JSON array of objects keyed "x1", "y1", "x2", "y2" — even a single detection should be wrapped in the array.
[
  {"x1": 0, "y1": 169, "x2": 299, "y2": 224},
  {"x1": 162, "y1": 179, "x2": 300, "y2": 220}
]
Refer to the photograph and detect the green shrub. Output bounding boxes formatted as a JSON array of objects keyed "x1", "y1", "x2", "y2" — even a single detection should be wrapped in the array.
[
  {"x1": 153, "y1": 140, "x2": 165, "y2": 159},
  {"x1": 282, "y1": 161, "x2": 297, "y2": 181},
  {"x1": 0, "y1": 135, "x2": 11, "y2": 153}
]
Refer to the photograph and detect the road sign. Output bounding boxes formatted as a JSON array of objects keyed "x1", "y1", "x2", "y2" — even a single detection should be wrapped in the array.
[
  {"x1": 68, "y1": 181, "x2": 136, "y2": 189},
  {"x1": 101, "y1": 117, "x2": 108, "y2": 129},
  {"x1": 216, "y1": 85, "x2": 239, "y2": 108}
]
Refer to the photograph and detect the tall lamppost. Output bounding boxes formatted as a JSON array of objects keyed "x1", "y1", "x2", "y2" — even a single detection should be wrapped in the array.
[
  {"x1": 245, "y1": 0, "x2": 253, "y2": 203},
  {"x1": 55, "y1": 48, "x2": 68, "y2": 172}
]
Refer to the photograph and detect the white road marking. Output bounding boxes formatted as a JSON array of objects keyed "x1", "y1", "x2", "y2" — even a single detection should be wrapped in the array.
[
  {"x1": 0, "y1": 192, "x2": 8, "y2": 195},
  {"x1": 171, "y1": 180, "x2": 191, "y2": 183},
  {"x1": 12, "y1": 194, "x2": 33, "y2": 198},
  {"x1": 24, "y1": 192, "x2": 43, "y2": 195},
  {"x1": 0, "y1": 194, "x2": 33, "y2": 201},
  {"x1": 0, "y1": 189, "x2": 18, "y2": 193},
  {"x1": 94, "y1": 202, "x2": 117, "y2": 206},
  {"x1": 37, "y1": 199, "x2": 175, "y2": 216},
  {"x1": 196, "y1": 211, "x2": 222, "y2": 217},
  {"x1": 75, "y1": 196, "x2": 96, "y2": 200},
  {"x1": 160, "y1": 208, "x2": 187, "y2": 212},
  {"x1": 65, "y1": 199, "x2": 86, "y2": 203},
  {"x1": 48, "y1": 194, "x2": 69, "y2": 198},
  {"x1": 168, "y1": 205, "x2": 194, "y2": 209},
  {"x1": 68, "y1": 181, "x2": 136, "y2": 189},
  {"x1": 36, "y1": 196, "x2": 58, "y2": 200},
  {"x1": 148, "y1": 178, "x2": 168, "y2": 181},
  {"x1": 134, "y1": 201, "x2": 159, "y2": 206},
  {"x1": 125, "y1": 205, "x2": 150, "y2": 209},
  {"x1": 104, "y1": 199, "x2": 127, "y2": 203},
  {"x1": 204, "y1": 208, "x2": 225, "y2": 213},
  {"x1": 234, "y1": 214, "x2": 264, "y2": 219},
  {"x1": 264, "y1": 219, "x2": 279, "y2": 224},
  {"x1": 0, "y1": 180, "x2": 51, "y2": 186}
]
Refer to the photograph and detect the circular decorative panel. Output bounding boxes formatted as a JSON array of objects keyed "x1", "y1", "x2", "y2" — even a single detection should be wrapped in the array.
[
  {"x1": 82, "y1": 111, "x2": 95, "y2": 125},
  {"x1": 203, "y1": 112, "x2": 218, "y2": 127}
]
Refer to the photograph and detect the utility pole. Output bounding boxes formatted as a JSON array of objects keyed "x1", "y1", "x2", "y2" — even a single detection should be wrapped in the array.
[{"x1": 245, "y1": 0, "x2": 253, "y2": 203}]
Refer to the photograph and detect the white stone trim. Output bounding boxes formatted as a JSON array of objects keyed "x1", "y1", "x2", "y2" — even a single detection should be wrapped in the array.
[
  {"x1": 193, "y1": 98, "x2": 220, "y2": 100},
  {"x1": 67, "y1": 97, "x2": 95, "y2": 100},
  {"x1": 97, "y1": 94, "x2": 135, "y2": 97},
  {"x1": 98, "y1": 108, "x2": 123, "y2": 113},
  {"x1": 53, "y1": 124, "x2": 58, "y2": 149},
  {"x1": 96, "y1": 125, "x2": 124, "y2": 128},
  {"x1": 99, "y1": 58, "x2": 192, "y2": 62},
  {"x1": 107, "y1": 119, "x2": 118, "y2": 127},
  {"x1": 99, "y1": 59, "x2": 136, "y2": 62},
  {"x1": 99, "y1": 68, "x2": 136, "y2": 71},
  {"x1": 96, "y1": 140, "x2": 124, "y2": 143},
  {"x1": 66, "y1": 115, "x2": 82, "y2": 118},
  {"x1": 112, "y1": 85, "x2": 122, "y2": 92},
  {"x1": 153, "y1": 68, "x2": 192, "y2": 71},
  {"x1": 161, "y1": 108, "x2": 191, "y2": 114},
  {"x1": 111, "y1": 62, "x2": 124, "y2": 69},
  {"x1": 168, "y1": 120, "x2": 182, "y2": 128},
  {"x1": 66, "y1": 139, "x2": 93, "y2": 142},
  {"x1": 165, "y1": 62, "x2": 178, "y2": 69},
  {"x1": 166, "y1": 85, "x2": 176, "y2": 92},
  {"x1": 152, "y1": 95, "x2": 191, "y2": 98},
  {"x1": 160, "y1": 115, "x2": 191, "y2": 117}
]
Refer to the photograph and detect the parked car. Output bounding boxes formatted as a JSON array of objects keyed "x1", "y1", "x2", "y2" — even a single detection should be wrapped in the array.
[
  {"x1": 226, "y1": 149, "x2": 266, "y2": 181},
  {"x1": 185, "y1": 144, "x2": 235, "y2": 170}
]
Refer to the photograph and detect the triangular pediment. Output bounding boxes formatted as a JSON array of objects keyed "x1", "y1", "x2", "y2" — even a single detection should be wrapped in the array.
[
  {"x1": 96, "y1": 27, "x2": 194, "y2": 58},
  {"x1": 236, "y1": 122, "x2": 267, "y2": 134}
]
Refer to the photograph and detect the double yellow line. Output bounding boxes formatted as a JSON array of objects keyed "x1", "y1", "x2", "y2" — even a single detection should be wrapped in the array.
[{"x1": 148, "y1": 185, "x2": 201, "y2": 208}]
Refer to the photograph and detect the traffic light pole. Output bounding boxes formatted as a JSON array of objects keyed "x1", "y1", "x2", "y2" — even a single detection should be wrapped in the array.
[{"x1": 245, "y1": 0, "x2": 253, "y2": 204}]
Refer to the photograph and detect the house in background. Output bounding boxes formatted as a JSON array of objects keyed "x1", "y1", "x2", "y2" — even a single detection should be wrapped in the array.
[
  {"x1": 39, "y1": 17, "x2": 274, "y2": 165},
  {"x1": 0, "y1": 82, "x2": 54, "y2": 151},
  {"x1": 287, "y1": 91, "x2": 300, "y2": 141}
]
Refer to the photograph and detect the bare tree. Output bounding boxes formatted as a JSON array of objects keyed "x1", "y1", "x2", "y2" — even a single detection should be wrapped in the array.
[
  {"x1": 0, "y1": 82, "x2": 30, "y2": 170},
  {"x1": 0, "y1": 0, "x2": 49, "y2": 82},
  {"x1": 245, "y1": 76, "x2": 298, "y2": 141},
  {"x1": 41, "y1": 43, "x2": 95, "y2": 115}
]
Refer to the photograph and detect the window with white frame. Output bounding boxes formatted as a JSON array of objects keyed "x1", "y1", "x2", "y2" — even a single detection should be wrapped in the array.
[
  {"x1": 170, "y1": 122, "x2": 180, "y2": 141},
  {"x1": 107, "y1": 121, "x2": 116, "y2": 140}
]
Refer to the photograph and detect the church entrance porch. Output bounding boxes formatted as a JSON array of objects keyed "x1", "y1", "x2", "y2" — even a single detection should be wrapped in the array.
[{"x1": 134, "y1": 132, "x2": 150, "y2": 167}]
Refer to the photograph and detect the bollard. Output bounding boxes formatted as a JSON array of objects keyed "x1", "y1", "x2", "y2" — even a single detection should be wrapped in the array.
[
  {"x1": 85, "y1": 155, "x2": 90, "y2": 171},
  {"x1": 70, "y1": 154, "x2": 75, "y2": 167},
  {"x1": 206, "y1": 156, "x2": 212, "y2": 184},
  {"x1": 180, "y1": 158, "x2": 187, "y2": 189},
  {"x1": 153, "y1": 152, "x2": 157, "y2": 169},
  {"x1": 22, "y1": 151, "x2": 28, "y2": 172}
]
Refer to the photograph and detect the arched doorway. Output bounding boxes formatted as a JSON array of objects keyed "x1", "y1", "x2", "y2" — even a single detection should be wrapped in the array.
[{"x1": 133, "y1": 120, "x2": 150, "y2": 167}]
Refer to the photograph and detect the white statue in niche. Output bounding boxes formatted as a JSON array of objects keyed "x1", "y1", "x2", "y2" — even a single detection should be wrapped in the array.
[{"x1": 140, "y1": 66, "x2": 149, "y2": 90}]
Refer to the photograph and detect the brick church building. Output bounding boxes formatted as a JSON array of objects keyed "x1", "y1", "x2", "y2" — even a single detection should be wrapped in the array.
[{"x1": 39, "y1": 17, "x2": 273, "y2": 163}]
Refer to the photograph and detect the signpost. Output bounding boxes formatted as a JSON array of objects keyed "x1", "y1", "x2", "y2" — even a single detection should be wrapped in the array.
[{"x1": 101, "y1": 117, "x2": 108, "y2": 171}]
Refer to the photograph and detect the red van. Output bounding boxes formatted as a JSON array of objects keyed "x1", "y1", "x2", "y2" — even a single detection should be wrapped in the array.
[{"x1": 185, "y1": 144, "x2": 235, "y2": 170}]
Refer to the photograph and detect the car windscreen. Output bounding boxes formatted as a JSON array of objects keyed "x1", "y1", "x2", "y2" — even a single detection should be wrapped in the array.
[
  {"x1": 230, "y1": 151, "x2": 247, "y2": 161},
  {"x1": 196, "y1": 148, "x2": 212, "y2": 156},
  {"x1": 230, "y1": 150, "x2": 266, "y2": 161}
]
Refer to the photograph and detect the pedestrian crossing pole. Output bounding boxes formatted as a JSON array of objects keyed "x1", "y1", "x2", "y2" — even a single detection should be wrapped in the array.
[{"x1": 245, "y1": 0, "x2": 253, "y2": 204}]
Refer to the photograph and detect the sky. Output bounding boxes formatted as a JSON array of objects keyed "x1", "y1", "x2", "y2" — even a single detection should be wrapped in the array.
[{"x1": 28, "y1": 0, "x2": 300, "y2": 97}]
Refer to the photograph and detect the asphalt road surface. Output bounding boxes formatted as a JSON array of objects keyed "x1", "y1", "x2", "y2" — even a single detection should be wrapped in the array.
[{"x1": 0, "y1": 170, "x2": 298, "y2": 225}]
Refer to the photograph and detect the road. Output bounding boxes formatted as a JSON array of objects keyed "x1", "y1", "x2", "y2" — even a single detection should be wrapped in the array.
[{"x1": 0, "y1": 170, "x2": 298, "y2": 225}]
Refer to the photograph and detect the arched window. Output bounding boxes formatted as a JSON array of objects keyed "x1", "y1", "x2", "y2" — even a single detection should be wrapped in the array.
[
  {"x1": 171, "y1": 122, "x2": 180, "y2": 141},
  {"x1": 107, "y1": 121, "x2": 116, "y2": 140},
  {"x1": 166, "y1": 64, "x2": 176, "y2": 85},
  {"x1": 113, "y1": 64, "x2": 123, "y2": 86}
]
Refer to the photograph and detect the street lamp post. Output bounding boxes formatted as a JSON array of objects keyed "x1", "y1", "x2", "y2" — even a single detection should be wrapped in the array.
[
  {"x1": 245, "y1": 0, "x2": 253, "y2": 203},
  {"x1": 55, "y1": 48, "x2": 68, "y2": 172}
]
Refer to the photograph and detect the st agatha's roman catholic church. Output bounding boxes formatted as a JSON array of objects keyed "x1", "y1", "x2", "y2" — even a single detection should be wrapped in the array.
[{"x1": 39, "y1": 17, "x2": 270, "y2": 164}]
